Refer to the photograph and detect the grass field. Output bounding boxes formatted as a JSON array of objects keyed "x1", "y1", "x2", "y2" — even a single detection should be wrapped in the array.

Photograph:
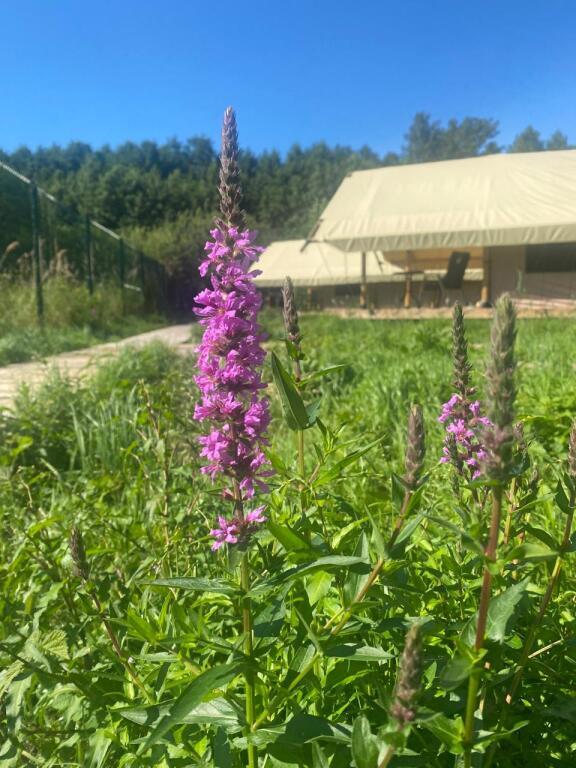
[
  {"x1": 0, "y1": 312, "x2": 575, "y2": 767},
  {"x1": 0, "y1": 278, "x2": 165, "y2": 367}
]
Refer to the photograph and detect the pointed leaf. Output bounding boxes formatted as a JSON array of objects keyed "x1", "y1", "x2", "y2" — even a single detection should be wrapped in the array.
[
  {"x1": 271, "y1": 352, "x2": 310, "y2": 430},
  {"x1": 139, "y1": 663, "x2": 242, "y2": 752},
  {"x1": 352, "y1": 716, "x2": 379, "y2": 768}
]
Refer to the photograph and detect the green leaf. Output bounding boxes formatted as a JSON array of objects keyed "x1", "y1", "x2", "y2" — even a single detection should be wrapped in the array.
[
  {"x1": 271, "y1": 351, "x2": 310, "y2": 430},
  {"x1": 508, "y1": 543, "x2": 558, "y2": 562},
  {"x1": 268, "y1": 521, "x2": 313, "y2": 553},
  {"x1": 344, "y1": 532, "x2": 370, "y2": 605},
  {"x1": 311, "y1": 742, "x2": 330, "y2": 768},
  {"x1": 325, "y1": 644, "x2": 394, "y2": 662},
  {"x1": 420, "y1": 713, "x2": 464, "y2": 754},
  {"x1": 141, "y1": 577, "x2": 239, "y2": 595},
  {"x1": 126, "y1": 610, "x2": 157, "y2": 643},
  {"x1": 366, "y1": 510, "x2": 386, "y2": 558},
  {"x1": 462, "y1": 579, "x2": 530, "y2": 645},
  {"x1": 254, "y1": 595, "x2": 286, "y2": 638},
  {"x1": 139, "y1": 663, "x2": 242, "y2": 752},
  {"x1": 0, "y1": 661, "x2": 24, "y2": 699},
  {"x1": 305, "y1": 571, "x2": 334, "y2": 606},
  {"x1": 555, "y1": 480, "x2": 573, "y2": 515},
  {"x1": 306, "y1": 400, "x2": 321, "y2": 427},
  {"x1": 300, "y1": 364, "x2": 349, "y2": 385},
  {"x1": 36, "y1": 629, "x2": 69, "y2": 661},
  {"x1": 439, "y1": 642, "x2": 480, "y2": 690},
  {"x1": 315, "y1": 435, "x2": 384, "y2": 486},
  {"x1": 119, "y1": 696, "x2": 243, "y2": 730},
  {"x1": 351, "y1": 716, "x2": 379, "y2": 768},
  {"x1": 256, "y1": 556, "x2": 370, "y2": 591}
]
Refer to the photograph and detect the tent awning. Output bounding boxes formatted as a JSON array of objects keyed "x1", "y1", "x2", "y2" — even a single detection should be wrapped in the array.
[
  {"x1": 255, "y1": 240, "x2": 484, "y2": 287},
  {"x1": 310, "y1": 150, "x2": 576, "y2": 253},
  {"x1": 254, "y1": 240, "x2": 398, "y2": 287}
]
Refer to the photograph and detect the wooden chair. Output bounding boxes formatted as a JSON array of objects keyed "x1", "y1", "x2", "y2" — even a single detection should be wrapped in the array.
[{"x1": 418, "y1": 251, "x2": 470, "y2": 307}]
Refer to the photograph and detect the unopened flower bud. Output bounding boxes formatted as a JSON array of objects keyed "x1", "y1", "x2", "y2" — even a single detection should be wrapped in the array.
[
  {"x1": 282, "y1": 276, "x2": 302, "y2": 347},
  {"x1": 216, "y1": 107, "x2": 245, "y2": 231},
  {"x1": 483, "y1": 296, "x2": 517, "y2": 482},
  {"x1": 452, "y1": 303, "x2": 473, "y2": 401},
  {"x1": 69, "y1": 526, "x2": 90, "y2": 582},
  {"x1": 390, "y1": 623, "x2": 423, "y2": 728},
  {"x1": 404, "y1": 405, "x2": 425, "y2": 489},
  {"x1": 569, "y1": 420, "x2": 576, "y2": 480}
]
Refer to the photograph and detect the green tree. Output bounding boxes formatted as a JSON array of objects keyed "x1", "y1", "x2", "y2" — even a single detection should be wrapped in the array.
[
  {"x1": 403, "y1": 113, "x2": 500, "y2": 163},
  {"x1": 509, "y1": 125, "x2": 544, "y2": 153}
]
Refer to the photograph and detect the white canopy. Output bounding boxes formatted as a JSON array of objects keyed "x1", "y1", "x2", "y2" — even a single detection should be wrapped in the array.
[
  {"x1": 254, "y1": 239, "x2": 399, "y2": 287},
  {"x1": 310, "y1": 150, "x2": 576, "y2": 253}
]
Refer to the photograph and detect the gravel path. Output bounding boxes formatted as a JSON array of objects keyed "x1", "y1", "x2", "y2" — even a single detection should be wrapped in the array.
[{"x1": 0, "y1": 324, "x2": 193, "y2": 409}]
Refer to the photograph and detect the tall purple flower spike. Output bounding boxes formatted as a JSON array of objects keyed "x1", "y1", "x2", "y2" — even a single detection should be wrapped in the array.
[
  {"x1": 194, "y1": 108, "x2": 271, "y2": 549},
  {"x1": 439, "y1": 395, "x2": 491, "y2": 480}
]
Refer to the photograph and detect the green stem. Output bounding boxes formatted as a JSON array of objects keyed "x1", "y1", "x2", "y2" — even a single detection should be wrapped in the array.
[
  {"x1": 378, "y1": 745, "x2": 396, "y2": 768},
  {"x1": 298, "y1": 429, "x2": 305, "y2": 478},
  {"x1": 233, "y1": 479, "x2": 257, "y2": 768},
  {"x1": 240, "y1": 553, "x2": 257, "y2": 768},
  {"x1": 463, "y1": 485, "x2": 502, "y2": 766}
]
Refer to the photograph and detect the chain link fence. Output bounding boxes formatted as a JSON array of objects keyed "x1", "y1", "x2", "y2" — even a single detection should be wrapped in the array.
[{"x1": 0, "y1": 161, "x2": 168, "y2": 321}]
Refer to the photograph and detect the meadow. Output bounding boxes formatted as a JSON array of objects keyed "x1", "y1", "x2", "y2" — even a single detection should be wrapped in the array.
[
  {"x1": 0, "y1": 278, "x2": 165, "y2": 367},
  {"x1": 0, "y1": 311, "x2": 575, "y2": 767}
]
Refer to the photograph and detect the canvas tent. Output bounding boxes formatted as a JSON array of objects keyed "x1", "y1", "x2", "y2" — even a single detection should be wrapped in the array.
[
  {"x1": 309, "y1": 150, "x2": 576, "y2": 304},
  {"x1": 255, "y1": 239, "x2": 482, "y2": 307}
]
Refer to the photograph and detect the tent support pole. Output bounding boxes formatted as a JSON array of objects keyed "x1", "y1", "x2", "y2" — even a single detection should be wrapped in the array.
[
  {"x1": 403, "y1": 250, "x2": 414, "y2": 308},
  {"x1": 360, "y1": 251, "x2": 367, "y2": 308},
  {"x1": 480, "y1": 247, "x2": 491, "y2": 306}
]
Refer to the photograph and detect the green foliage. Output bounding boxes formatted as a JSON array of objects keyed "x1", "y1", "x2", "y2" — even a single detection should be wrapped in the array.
[
  {"x1": 0, "y1": 276, "x2": 164, "y2": 366},
  {"x1": 0, "y1": 316, "x2": 575, "y2": 767}
]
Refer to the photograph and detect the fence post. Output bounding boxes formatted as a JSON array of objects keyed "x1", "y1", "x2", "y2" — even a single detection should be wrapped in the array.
[
  {"x1": 84, "y1": 215, "x2": 94, "y2": 294},
  {"x1": 117, "y1": 237, "x2": 126, "y2": 287},
  {"x1": 30, "y1": 182, "x2": 44, "y2": 323},
  {"x1": 138, "y1": 251, "x2": 145, "y2": 291}
]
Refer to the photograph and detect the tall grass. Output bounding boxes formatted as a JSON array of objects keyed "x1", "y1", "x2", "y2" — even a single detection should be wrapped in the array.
[{"x1": 0, "y1": 277, "x2": 166, "y2": 365}]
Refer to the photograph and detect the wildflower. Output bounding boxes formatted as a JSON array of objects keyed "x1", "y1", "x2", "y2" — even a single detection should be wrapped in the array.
[
  {"x1": 210, "y1": 506, "x2": 267, "y2": 551},
  {"x1": 194, "y1": 108, "x2": 271, "y2": 547},
  {"x1": 439, "y1": 395, "x2": 491, "y2": 480},
  {"x1": 439, "y1": 303, "x2": 491, "y2": 481}
]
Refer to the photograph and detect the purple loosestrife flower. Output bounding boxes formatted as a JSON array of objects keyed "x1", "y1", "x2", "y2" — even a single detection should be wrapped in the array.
[
  {"x1": 439, "y1": 303, "x2": 491, "y2": 481},
  {"x1": 439, "y1": 396, "x2": 491, "y2": 480},
  {"x1": 210, "y1": 506, "x2": 267, "y2": 551},
  {"x1": 194, "y1": 108, "x2": 271, "y2": 549}
]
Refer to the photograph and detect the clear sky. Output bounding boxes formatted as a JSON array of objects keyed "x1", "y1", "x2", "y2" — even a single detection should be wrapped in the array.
[{"x1": 2, "y1": 0, "x2": 576, "y2": 156}]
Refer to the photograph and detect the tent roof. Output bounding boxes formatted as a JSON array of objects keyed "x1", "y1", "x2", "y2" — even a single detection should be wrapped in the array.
[
  {"x1": 254, "y1": 239, "x2": 398, "y2": 287},
  {"x1": 310, "y1": 150, "x2": 576, "y2": 253}
]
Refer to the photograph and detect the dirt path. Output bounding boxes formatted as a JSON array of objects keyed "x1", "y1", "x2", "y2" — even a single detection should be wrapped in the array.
[{"x1": 0, "y1": 324, "x2": 193, "y2": 409}]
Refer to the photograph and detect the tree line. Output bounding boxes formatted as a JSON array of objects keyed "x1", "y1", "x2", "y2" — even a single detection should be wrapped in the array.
[{"x1": 0, "y1": 113, "x2": 571, "y2": 277}]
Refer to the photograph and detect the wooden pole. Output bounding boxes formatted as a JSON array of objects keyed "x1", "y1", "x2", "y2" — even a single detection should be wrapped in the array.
[
  {"x1": 403, "y1": 250, "x2": 414, "y2": 309},
  {"x1": 30, "y1": 182, "x2": 44, "y2": 323},
  {"x1": 360, "y1": 251, "x2": 367, "y2": 308},
  {"x1": 480, "y1": 247, "x2": 491, "y2": 306}
]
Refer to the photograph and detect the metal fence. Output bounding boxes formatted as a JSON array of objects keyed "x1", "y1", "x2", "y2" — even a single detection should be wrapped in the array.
[{"x1": 0, "y1": 161, "x2": 168, "y2": 320}]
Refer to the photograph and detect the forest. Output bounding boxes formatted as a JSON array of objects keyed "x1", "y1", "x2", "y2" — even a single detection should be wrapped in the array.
[{"x1": 1, "y1": 113, "x2": 571, "y2": 275}]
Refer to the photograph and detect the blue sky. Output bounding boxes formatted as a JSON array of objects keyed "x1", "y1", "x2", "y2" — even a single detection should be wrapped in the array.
[{"x1": 2, "y1": 0, "x2": 576, "y2": 155}]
